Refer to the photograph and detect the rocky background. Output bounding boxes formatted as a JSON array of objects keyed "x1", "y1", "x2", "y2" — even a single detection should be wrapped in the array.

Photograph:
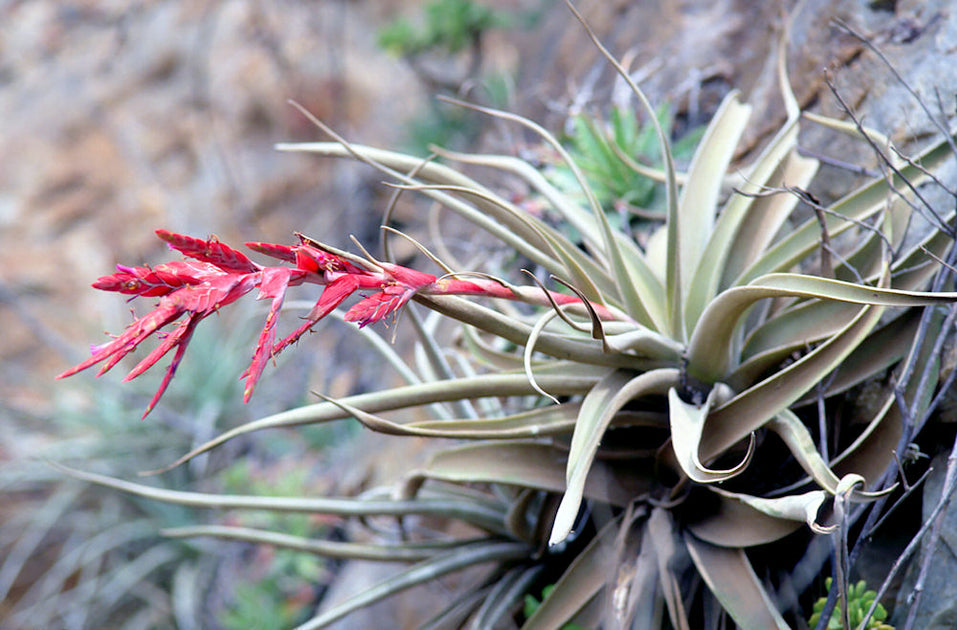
[{"x1": 1, "y1": 0, "x2": 955, "y2": 628}]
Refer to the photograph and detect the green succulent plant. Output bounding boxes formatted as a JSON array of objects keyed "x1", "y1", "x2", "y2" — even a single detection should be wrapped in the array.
[
  {"x1": 809, "y1": 579, "x2": 894, "y2": 630},
  {"x1": 57, "y1": 8, "x2": 957, "y2": 630},
  {"x1": 549, "y1": 103, "x2": 704, "y2": 219}
]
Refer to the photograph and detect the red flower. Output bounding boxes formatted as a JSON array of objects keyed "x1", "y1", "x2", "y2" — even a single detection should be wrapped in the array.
[
  {"x1": 60, "y1": 229, "x2": 618, "y2": 419},
  {"x1": 58, "y1": 230, "x2": 436, "y2": 418}
]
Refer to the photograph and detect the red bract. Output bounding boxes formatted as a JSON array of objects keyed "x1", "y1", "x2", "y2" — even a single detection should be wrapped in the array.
[
  {"x1": 93, "y1": 262, "x2": 205, "y2": 297},
  {"x1": 157, "y1": 229, "x2": 259, "y2": 273},
  {"x1": 344, "y1": 284, "x2": 420, "y2": 328}
]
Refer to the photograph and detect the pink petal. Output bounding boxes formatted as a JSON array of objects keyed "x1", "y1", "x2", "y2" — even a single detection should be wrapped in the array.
[
  {"x1": 166, "y1": 273, "x2": 259, "y2": 313},
  {"x1": 138, "y1": 316, "x2": 201, "y2": 420},
  {"x1": 380, "y1": 263, "x2": 436, "y2": 288},
  {"x1": 256, "y1": 266, "x2": 294, "y2": 300},
  {"x1": 344, "y1": 285, "x2": 413, "y2": 328},
  {"x1": 57, "y1": 304, "x2": 182, "y2": 379},
  {"x1": 124, "y1": 316, "x2": 200, "y2": 382}
]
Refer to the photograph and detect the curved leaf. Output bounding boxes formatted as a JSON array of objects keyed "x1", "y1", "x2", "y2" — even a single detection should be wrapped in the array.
[
  {"x1": 417, "y1": 295, "x2": 647, "y2": 369},
  {"x1": 768, "y1": 410, "x2": 891, "y2": 499},
  {"x1": 687, "y1": 271, "x2": 957, "y2": 382},
  {"x1": 735, "y1": 137, "x2": 955, "y2": 285},
  {"x1": 687, "y1": 114, "x2": 804, "y2": 329},
  {"x1": 524, "y1": 310, "x2": 564, "y2": 404},
  {"x1": 319, "y1": 394, "x2": 583, "y2": 439},
  {"x1": 685, "y1": 535, "x2": 790, "y2": 630},
  {"x1": 415, "y1": 441, "x2": 650, "y2": 509},
  {"x1": 276, "y1": 141, "x2": 561, "y2": 269},
  {"x1": 153, "y1": 370, "x2": 605, "y2": 472},
  {"x1": 698, "y1": 301, "x2": 885, "y2": 466},
  {"x1": 668, "y1": 385, "x2": 755, "y2": 484},
  {"x1": 603, "y1": 326, "x2": 685, "y2": 359},
  {"x1": 687, "y1": 492, "x2": 803, "y2": 548},
  {"x1": 740, "y1": 299, "x2": 864, "y2": 361},
  {"x1": 551, "y1": 368, "x2": 680, "y2": 545},
  {"x1": 295, "y1": 541, "x2": 530, "y2": 630},
  {"x1": 161, "y1": 525, "x2": 447, "y2": 561},
  {"x1": 712, "y1": 487, "x2": 833, "y2": 533},
  {"x1": 390, "y1": 181, "x2": 611, "y2": 305},
  {"x1": 440, "y1": 96, "x2": 666, "y2": 331},
  {"x1": 791, "y1": 309, "x2": 920, "y2": 404},
  {"x1": 720, "y1": 153, "x2": 819, "y2": 294},
  {"x1": 428, "y1": 147, "x2": 622, "y2": 297},
  {"x1": 54, "y1": 464, "x2": 509, "y2": 534},
  {"x1": 564, "y1": 0, "x2": 680, "y2": 334},
  {"x1": 677, "y1": 92, "x2": 751, "y2": 314}
]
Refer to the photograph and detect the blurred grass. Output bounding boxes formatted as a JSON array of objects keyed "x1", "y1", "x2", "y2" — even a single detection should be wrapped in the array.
[{"x1": 0, "y1": 303, "x2": 350, "y2": 629}]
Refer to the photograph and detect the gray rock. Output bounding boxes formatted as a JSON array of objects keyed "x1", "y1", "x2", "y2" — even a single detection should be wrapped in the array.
[{"x1": 893, "y1": 451, "x2": 957, "y2": 628}]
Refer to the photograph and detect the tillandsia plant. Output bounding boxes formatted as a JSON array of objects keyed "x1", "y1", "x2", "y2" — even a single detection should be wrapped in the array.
[{"x1": 58, "y1": 6, "x2": 957, "y2": 630}]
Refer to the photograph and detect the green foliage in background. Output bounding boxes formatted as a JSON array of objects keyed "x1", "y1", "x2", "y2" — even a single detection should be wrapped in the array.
[
  {"x1": 378, "y1": 0, "x2": 509, "y2": 57},
  {"x1": 524, "y1": 585, "x2": 590, "y2": 630},
  {"x1": 218, "y1": 463, "x2": 329, "y2": 630},
  {"x1": 377, "y1": 0, "x2": 517, "y2": 155},
  {"x1": 547, "y1": 104, "x2": 705, "y2": 226}
]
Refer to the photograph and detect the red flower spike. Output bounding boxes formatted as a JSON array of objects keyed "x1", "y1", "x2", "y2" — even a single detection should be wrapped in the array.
[
  {"x1": 61, "y1": 228, "x2": 622, "y2": 419},
  {"x1": 58, "y1": 233, "x2": 272, "y2": 418}
]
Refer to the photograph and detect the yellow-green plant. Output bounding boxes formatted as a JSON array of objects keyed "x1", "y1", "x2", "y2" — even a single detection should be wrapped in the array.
[
  {"x1": 58, "y1": 8, "x2": 957, "y2": 630},
  {"x1": 810, "y1": 579, "x2": 893, "y2": 630}
]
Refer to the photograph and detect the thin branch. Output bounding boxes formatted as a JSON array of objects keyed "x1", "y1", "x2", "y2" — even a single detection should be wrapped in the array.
[
  {"x1": 797, "y1": 146, "x2": 881, "y2": 178},
  {"x1": 860, "y1": 432, "x2": 957, "y2": 628},
  {"x1": 833, "y1": 18, "x2": 957, "y2": 162},
  {"x1": 824, "y1": 71, "x2": 952, "y2": 236}
]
